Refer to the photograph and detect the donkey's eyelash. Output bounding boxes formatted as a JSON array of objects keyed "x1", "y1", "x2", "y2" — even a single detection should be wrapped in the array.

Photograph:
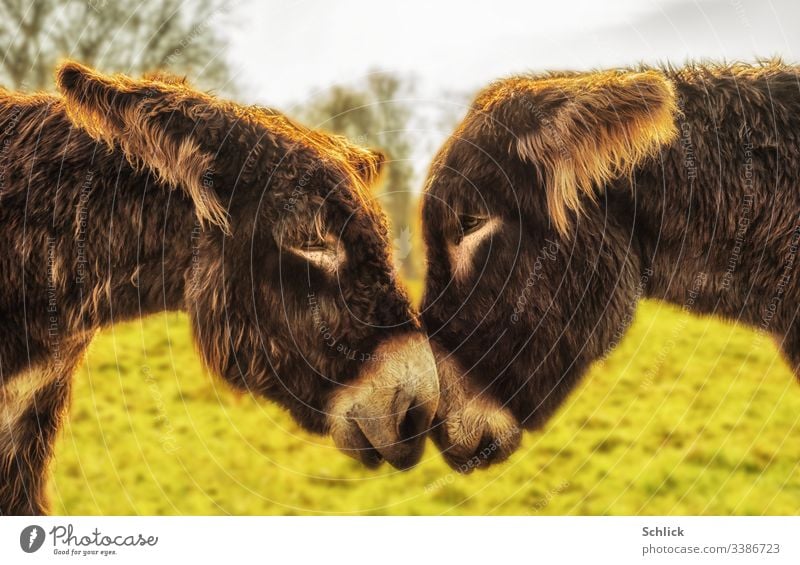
[
  {"x1": 458, "y1": 214, "x2": 488, "y2": 235},
  {"x1": 300, "y1": 238, "x2": 329, "y2": 251}
]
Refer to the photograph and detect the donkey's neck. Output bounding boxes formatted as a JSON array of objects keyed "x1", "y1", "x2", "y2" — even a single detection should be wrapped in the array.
[
  {"x1": 620, "y1": 83, "x2": 764, "y2": 324},
  {"x1": 77, "y1": 167, "x2": 200, "y2": 324},
  {"x1": 40, "y1": 154, "x2": 201, "y2": 329},
  {"x1": 0, "y1": 95, "x2": 206, "y2": 376}
]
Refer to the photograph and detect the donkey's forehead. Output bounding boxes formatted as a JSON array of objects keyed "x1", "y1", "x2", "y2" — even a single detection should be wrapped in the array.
[
  {"x1": 425, "y1": 140, "x2": 497, "y2": 208},
  {"x1": 238, "y1": 106, "x2": 384, "y2": 224}
]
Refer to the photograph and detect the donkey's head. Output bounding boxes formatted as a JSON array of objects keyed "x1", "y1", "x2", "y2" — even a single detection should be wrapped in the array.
[
  {"x1": 56, "y1": 62, "x2": 438, "y2": 470},
  {"x1": 421, "y1": 70, "x2": 677, "y2": 470}
]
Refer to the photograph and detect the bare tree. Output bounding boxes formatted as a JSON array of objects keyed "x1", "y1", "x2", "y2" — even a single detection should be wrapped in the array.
[{"x1": 0, "y1": 0, "x2": 236, "y2": 91}]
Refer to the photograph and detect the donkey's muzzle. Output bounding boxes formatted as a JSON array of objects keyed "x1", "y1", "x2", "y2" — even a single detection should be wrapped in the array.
[
  {"x1": 428, "y1": 342, "x2": 521, "y2": 472},
  {"x1": 328, "y1": 333, "x2": 439, "y2": 470}
]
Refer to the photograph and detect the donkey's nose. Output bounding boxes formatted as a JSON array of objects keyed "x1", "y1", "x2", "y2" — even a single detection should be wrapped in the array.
[
  {"x1": 350, "y1": 389, "x2": 434, "y2": 470},
  {"x1": 329, "y1": 333, "x2": 439, "y2": 470}
]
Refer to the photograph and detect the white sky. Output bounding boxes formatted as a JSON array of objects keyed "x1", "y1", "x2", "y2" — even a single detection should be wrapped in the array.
[
  {"x1": 226, "y1": 0, "x2": 658, "y2": 103},
  {"x1": 226, "y1": 0, "x2": 798, "y2": 106},
  {"x1": 221, "y1": 0, "x2": 800, "y2": 180}
]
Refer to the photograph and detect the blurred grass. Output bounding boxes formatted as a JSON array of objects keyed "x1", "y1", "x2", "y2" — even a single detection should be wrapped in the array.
[{"x1": 50, "y1": 296, "x2": 800, "y2": 515}]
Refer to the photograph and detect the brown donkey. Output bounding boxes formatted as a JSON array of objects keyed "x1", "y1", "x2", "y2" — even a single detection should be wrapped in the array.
[
  {"x1": 422, "y1": 61, "x2": 800, "y2": 470},
  {"x1": 0, "y1": 62, "x2": 438, "y2": 515}
]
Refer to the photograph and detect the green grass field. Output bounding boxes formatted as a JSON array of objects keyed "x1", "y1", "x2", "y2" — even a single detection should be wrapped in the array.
[{"x1": 50, "y1": 299, "x2": 800, "y2": 515}]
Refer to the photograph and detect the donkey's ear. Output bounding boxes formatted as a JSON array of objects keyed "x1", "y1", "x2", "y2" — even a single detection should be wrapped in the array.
[
  {"x1": 56, "y1": 61, "x2": 230, "y2": 233},
  {"x1": 348, "y1": 146, "x2": 385, "y2": 187},
  {"x1": 490, "y1": 70, "x2": 678, "y2": 234},
  {"x1": 325, "y1": 132, "x2": 385, "y2": 187}
]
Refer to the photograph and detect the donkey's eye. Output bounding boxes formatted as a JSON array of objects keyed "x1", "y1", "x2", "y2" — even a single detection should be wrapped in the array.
[
  {"x1": 458, "y1": 214, "x2": 488, "y2": 236},
  {"x1": 288, "y1": 234, "x2": 345, "y2": 274},
  {"x1": 301, "y1": 238, "x2": 329, "y2": 252}
]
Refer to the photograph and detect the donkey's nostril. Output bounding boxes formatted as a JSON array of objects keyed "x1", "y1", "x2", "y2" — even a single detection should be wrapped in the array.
[
  {"x1": 353, "y1": 414, "x2": 423, "y2": 470},
  {"x1": 348, "y1": 389, "x2": 435, "y2": 471},
  {"x1": 363, "y1": 447, "x2": 384, "y2": 468},
  {"x1": 328, "y1": 332, "x2": 439, "y2": 470},
  {"x1": 397, "y1": 398, "x2": 430, "y2": 443}
]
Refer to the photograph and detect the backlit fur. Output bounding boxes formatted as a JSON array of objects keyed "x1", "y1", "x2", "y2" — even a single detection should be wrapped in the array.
[
  {"x1": 423, "y1": 60, "x2": 800, "y2": 469},
  {"x1": 0, "y1": 62, "x2": 419, "y2": 514}
]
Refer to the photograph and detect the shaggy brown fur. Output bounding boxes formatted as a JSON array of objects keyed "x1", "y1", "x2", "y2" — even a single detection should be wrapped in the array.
[
  {"x1": 0, "y1": 62, "x2": 437, "y2": 515},
  {"x1": 422, "y1": 60, "x2": 800, "y2": 470}
]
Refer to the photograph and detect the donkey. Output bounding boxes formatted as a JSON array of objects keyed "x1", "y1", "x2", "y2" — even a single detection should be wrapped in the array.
[
  {"x1": 0, "y1": 62, "x2": 439, "y2": 515},
  {"x1": 421, "y1": 60, "x2": 800, "y2": 470}
]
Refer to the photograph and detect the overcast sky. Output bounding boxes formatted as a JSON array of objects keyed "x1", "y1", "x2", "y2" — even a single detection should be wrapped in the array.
[
  {"x1": 221, "y1": 0, "x2": 800, "y2": 179},
  {"x1": 226, "y1": 0, "x2": 798, "y2": 104}
]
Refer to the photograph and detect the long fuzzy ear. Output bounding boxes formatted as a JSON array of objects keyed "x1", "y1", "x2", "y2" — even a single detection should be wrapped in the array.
[
  {"x1": 487, "y1": 70, "x2": 678, "y2": 234},
  {"x1": 310, "y1": 129, "x2": 386, "y2": 187},
  {"x1": 344, "y1": 144, "x2": 385, "y2": 187},
  {"x1": 55, "y1": 60, "x2": 230, "y2": 233}
]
